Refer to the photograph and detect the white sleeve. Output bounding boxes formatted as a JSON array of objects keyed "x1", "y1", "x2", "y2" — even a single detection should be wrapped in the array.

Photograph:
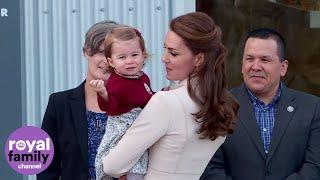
[{"x1": 102, "y1": 91, "x2": 174, "y2": 177}]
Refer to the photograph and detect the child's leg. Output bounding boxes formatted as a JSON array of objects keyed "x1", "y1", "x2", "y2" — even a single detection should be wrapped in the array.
[
  {"x1": 126, "y1": 173, "x2": 144, "y2": 180},
  {"x1": 128, "y1": 150, "x2": 148, "y2": 174},
  {"x1": 95, "y1": 115, "x2": 127, "y2": 180}
]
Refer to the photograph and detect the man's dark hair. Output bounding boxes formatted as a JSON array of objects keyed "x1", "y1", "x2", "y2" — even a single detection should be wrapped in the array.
[{"x1": 243, "y1": 28, "x2": 286, "y2": 61}]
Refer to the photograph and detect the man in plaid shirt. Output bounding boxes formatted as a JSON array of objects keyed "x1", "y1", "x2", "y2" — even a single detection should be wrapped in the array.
[{"x1": 201, "y1": 28, "x2": 320, "y2": 180}]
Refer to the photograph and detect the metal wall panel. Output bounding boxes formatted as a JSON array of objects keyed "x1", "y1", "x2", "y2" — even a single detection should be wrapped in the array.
[
  {"x1": 22, "y1": 0, "x2": 194, "y2": 179},
  {"x1": 23, "y1": 0, "x2": 172, "y2": 127},
  {"x1": 24, "y1": 0, "x2": 40, "y2": 127},
  {"x1": 22, "y1": 0, "x2": 195, "y2": 122}
]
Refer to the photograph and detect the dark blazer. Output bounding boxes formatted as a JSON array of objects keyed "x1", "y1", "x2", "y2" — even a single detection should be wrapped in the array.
[
  {"x1": 37, "y1": 82, "x2": 89, "y2": 180},
  {"x1": 201, "y1": 84, "x2": 320, "y2": 180}
]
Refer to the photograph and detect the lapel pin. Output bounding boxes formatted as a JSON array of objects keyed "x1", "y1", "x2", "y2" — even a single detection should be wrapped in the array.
[{"x1": 287, "y1": 106, "x2": 294, "y2": 112}]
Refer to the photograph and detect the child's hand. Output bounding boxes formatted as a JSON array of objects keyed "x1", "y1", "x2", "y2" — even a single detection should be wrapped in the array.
[{"x1": 89, "y1": 79, "x2": 109, "y2": 100}]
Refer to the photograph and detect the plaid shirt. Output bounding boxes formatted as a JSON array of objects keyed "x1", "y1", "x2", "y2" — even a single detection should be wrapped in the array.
[{"x1": 246, "y1": 84, "x2": 282, "y2": 154}]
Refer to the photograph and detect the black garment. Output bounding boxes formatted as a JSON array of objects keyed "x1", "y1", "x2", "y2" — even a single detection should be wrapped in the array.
[
  {"x1": 37, "y1": 82, "x2": 118, "y2": 180},
  {"x1": 201, "y1": 84, "x2": 320, "y2": 180},
  {"x1": 37, "y1": 82, "x2": 88, "y2": 180}
]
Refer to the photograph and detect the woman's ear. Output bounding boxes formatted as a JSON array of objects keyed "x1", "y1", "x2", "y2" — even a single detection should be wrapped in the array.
[
  {"x1": 84, "y1": 52, "x2": 89, "y2": 60},
  {"x1": 195, "y1": 53, "x2": 204, "y2": 68}
]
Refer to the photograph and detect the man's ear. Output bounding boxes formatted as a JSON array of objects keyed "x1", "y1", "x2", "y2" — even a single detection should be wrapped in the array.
[
  {"x1": 280, "y1": 59, "x2": 289, "y2": 77},
  {"x1": 195, "y1": 53, "x2": 205, "y2": 68}
]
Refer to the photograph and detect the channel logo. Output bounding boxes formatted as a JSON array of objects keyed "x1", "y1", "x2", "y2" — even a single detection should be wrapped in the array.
[
  {"x1": 5, "y1": 126, "x2": 54, "y2": 175},
  {"x1": 1, "y1": 8, "x2": 8, "y2": 17}
]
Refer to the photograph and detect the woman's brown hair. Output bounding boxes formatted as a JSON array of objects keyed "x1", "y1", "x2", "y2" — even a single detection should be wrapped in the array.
[{"x1": 170, "y1": 12, "x2": 239, "y2": 140}]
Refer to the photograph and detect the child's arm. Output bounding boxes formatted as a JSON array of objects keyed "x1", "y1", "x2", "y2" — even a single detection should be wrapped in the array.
[{"x1": 89, "y1": 79, "x2": 109, "y2": 101}]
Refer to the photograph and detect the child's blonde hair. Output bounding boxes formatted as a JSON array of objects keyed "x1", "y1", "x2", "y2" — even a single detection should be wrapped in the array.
[{"x1": 104, "y1": 26, "x2": 148, "y2": 59}]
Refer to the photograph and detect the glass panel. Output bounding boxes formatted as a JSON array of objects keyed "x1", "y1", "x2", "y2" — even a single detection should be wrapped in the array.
[{"x1": 197, "y1": 0, "x2": 320, "y2": 96}]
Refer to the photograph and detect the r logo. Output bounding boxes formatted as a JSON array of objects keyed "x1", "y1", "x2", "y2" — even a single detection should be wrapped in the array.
[{"x1": 1, "y1": 8, "x2": 8, "y2": 17}]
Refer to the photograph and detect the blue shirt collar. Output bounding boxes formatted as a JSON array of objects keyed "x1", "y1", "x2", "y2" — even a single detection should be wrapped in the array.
[{"x1": 246, "y1": 83, "x2": 282, "y2": 107}]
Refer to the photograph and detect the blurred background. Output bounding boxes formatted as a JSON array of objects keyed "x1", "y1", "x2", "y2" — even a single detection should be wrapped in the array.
[{"x1": 197, "y1": 0, "x2": 320, "y2": 96}]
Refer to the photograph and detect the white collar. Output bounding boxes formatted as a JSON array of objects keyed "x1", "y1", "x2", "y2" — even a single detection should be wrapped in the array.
[{"x1": 169, "y1": 79, "x2": 188, "y2": 90}]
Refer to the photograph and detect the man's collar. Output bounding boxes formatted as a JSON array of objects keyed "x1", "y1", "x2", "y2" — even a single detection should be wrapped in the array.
[{"x1": 246, "y1": 82, "x2": 282, "y2": 106}]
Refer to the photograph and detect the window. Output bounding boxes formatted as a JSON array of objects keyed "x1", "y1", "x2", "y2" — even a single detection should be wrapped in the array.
[{"x1": 197, "y1": 0, "x2": 320, "y2": 96}]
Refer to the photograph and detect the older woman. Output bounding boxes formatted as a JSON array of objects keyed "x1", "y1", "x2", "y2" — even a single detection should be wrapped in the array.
[
  {"x1": 37, "y1": 21, "x2": 119, "y2": 180},
  {"x1": 100, "y1": 12, "x2": 239, "y2": 180}
]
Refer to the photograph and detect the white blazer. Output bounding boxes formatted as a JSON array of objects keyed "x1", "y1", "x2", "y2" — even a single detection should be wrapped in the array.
[{"x1": 102, "y1": 79, "x2": 225, "y2": 180}]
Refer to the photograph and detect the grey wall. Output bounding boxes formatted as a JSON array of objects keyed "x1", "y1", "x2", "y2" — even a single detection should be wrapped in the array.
[{"x1": 0, "y1": 0, "x2": 22, "y2": 179}]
